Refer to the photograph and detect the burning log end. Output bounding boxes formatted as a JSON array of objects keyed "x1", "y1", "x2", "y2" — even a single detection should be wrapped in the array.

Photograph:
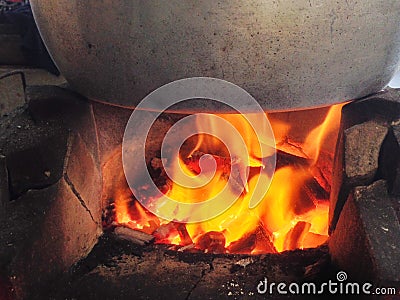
[
  {"x1": 114, "y1": 226, "x2": 155, "y2": 246},
  {"x1": 228, "y1": 225, "x2": 277, "y2": 254},
  {"x1": 196, "y1": 231, "x2": 226, "y2": 254},
  {"x1": 275, "y1": 149, "x2": 309, "y2": 170}
]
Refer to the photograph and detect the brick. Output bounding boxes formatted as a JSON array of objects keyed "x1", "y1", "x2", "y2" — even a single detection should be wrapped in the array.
[
  {"x1": 329, "y1": 93, "x2": 400, "y2": 233},
  {"x1": 7, "y1": 179, "x2": 101, "y2": 299},
  {"x1": 65, "y1": 133, "x2": 102, "y2": 225},
  {"x1": 329, "y1": 180, "x2": 400, "y2": 285},
  {"x1": 0, "y1": 72, "x2": 25, "y2": 117},
  {"x1": 329, "y1": 121, "x2": 388, "y2": 233},
  {"x1": 344, "y1": 121, "x2": 388, "y2": 183}
]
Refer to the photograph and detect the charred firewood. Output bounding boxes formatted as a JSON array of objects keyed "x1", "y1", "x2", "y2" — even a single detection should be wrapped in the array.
[
  {"x1": 153, "y1": 222, "x2": 193, "y2": 246},
  {"x1": 227, "y1": 225, "x2": 277, "y2": 254},
  {"x1": 275, "y1": 150, "x2": 309, "y2": 170},
  {"x1": 227, "y1": 231, "x2": 256, "y2": 254},
  {"x1": 176, "y1": 223, "x2": 193, "y2": 246},
  {"x1": 195, "y1": 231, "x2": 226, "y2": 254},
  {"x1": 294, "y1": 177, "x2": 329, "y2": 216},
  {"x1": 254, "y1": 225, "x2": 278, "y2": 254},
  {"x1": 184, "y1": 151, "x2": 248, "y2": 194},
  {"x1": 303, "y1": 177, "x2": 330, "y2": 202},
  {"x1": 283, "y1": 221, "x2": 311, "y2": 251},
  {"x1": 183, "y1": 150, "x2": 232, "y2": 175},
  {"x1": 152, "y1": 222, "x2": 179, "y2": 243},
  {"x1": 275, "y1": 137, "x2": 309, "y2": 160},
  {"x1": 310, "y1": 150, "x2": 333, "y2": 194},
  {"x1": 114, "y1": 225, "x2": 155, "y2": 246}
]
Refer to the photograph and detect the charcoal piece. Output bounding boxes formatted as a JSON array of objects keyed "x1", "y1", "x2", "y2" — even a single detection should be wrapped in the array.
[
  {"x1": 275, "y1": 149, "x2": 309, "y2": 170},
  {"x1": 253, "y1": 225, "x2": 277, "y2": 254},
  {"x1": 101, "y1": 203, "x2": 116, "y2": 229},
  {"x1": 153, "y1": 222, "x2": 180, "y2": 243},
  {"x1": 228, "y1": 225, "x2": 277, "y2": 254},
  {"x1": 227, "y1": 232, "x2": 257, "y2": 254},
  {"x1": 329, "y1": 180, "x2": 400, "y2": 285},
  {"x1": 114, "y1": 226, "x2": 154, "y2": 246},
  {"x1": 284, "y1": 222, "x2": 311, "y2": 251},
  {"x1": 196, "y1": 231, "x2": 226, "y2": 254},
  {"x1": 176, "y1": 223, "x2": 193, "y2": 246},
  {"x1": 310, "y1": 150, "x2": 334, "y2": 194},
  {"x1": 303, "y1": 176, "x2": 329, "y2": 201}
]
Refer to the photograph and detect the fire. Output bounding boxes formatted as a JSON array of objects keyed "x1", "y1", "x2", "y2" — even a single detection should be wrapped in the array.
[{"x1": 108, "y1": 104, "x2": 344, "y2": 254}]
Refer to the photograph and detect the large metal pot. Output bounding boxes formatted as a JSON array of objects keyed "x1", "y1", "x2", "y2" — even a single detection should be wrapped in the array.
[{"x1": 30, "y1": 0, "x2": 400, "y2": 111}]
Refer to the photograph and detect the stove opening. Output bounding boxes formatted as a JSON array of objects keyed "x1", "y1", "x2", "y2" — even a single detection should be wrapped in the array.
[{"x1": 102, "y1": 104, "x2": 344, "y2": 254}]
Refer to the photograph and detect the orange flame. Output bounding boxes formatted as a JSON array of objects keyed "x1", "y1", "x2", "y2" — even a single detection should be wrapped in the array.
[{"x1": 111, "y1": 103, "x2": 344, "y2": 253}]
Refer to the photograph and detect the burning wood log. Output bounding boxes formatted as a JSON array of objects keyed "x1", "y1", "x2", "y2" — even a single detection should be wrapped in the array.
[
  {"x1": 195, "y1": 231, "x2": 226, "y2": 254},
  {"x1": 308, "y1": 149, "x2": 334, "y2": 194},
  {"x1": 227, "y1": 225, "x2": 277, "y2": 254},
  {"x1": 294, "y1": 177, "x2": 329, "y2": 216},
  {"x1": 184, "y1": 151, "x2": 232, "y2": 175},
  {"x1": 152, "y1": 222, "x2": 179, "y2": 243},
  {"x1": 114, "y1": 225, "x2": 155, "y2": 246},
  {"x1": 284, "y1": 221, "x2": 311, "y2": 251},
  {"x1": 275, "y1": 138, "x2": 309, "y2": 160},
  {"x1": 254, "y1": 225, "x2": 278, "y2": 254},
  {"x1": 275, "y1": 149, "x2": 309, "y2": 170},
  {"x1": 152, "y1": 222, "x2": 193, "y2": 246},
  {"x1": 227, "y1": 232, "x2": 256, "y2": 254},
  {"x1": 183, "y1": 151, "x2": 248, "y2": 194},
  {"x1": 176, "y1": 223, "x2": 193, "y2": 246}
]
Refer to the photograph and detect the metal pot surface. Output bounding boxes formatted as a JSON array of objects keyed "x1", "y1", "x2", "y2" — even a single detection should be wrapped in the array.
[{"x1": 30, "y1": 0, "x2": 400, "y2": 111}]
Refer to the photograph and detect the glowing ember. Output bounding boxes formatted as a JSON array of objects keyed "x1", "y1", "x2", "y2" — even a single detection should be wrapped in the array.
[{"x1": 106, "y1": 104, "x2": 344, "y2": 254}]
